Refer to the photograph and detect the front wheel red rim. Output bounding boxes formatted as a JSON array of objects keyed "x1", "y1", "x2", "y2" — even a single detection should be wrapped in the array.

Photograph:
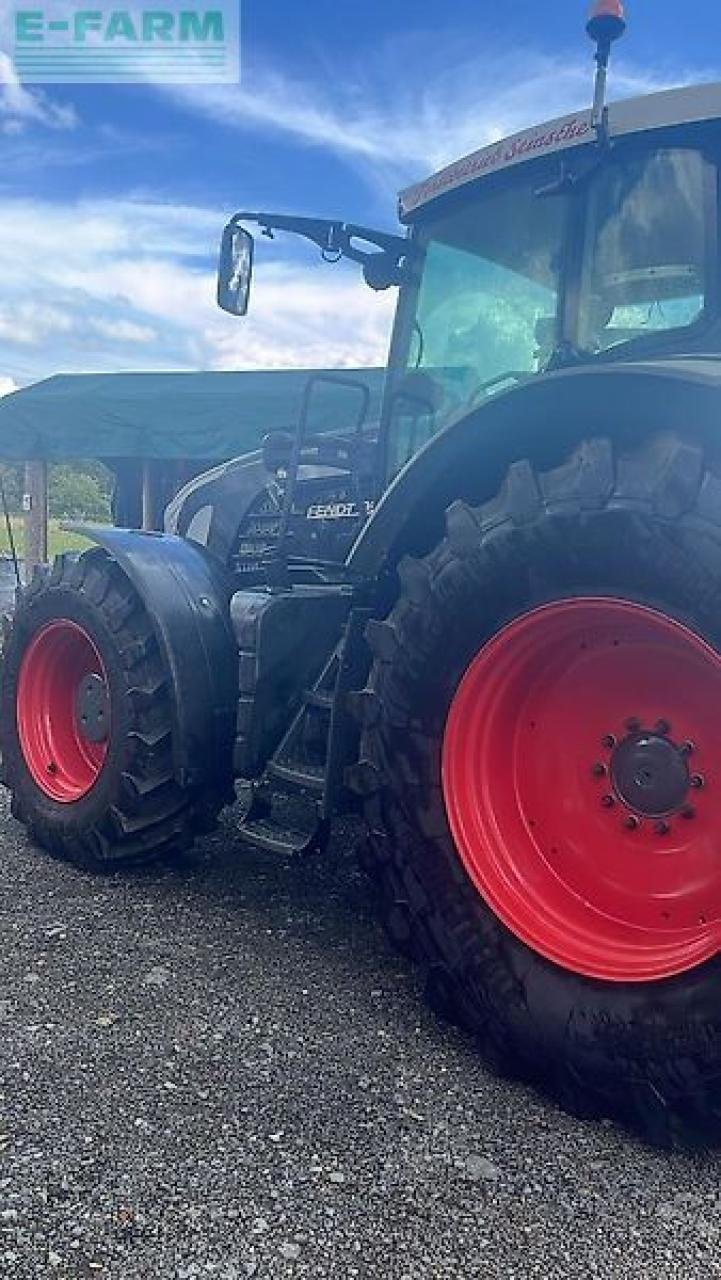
[
  {"x1": 442, "y1": 598, "x2": 721, "y2": 983},
  {"x1": 17, "y1": 619, "x2": 110, "y2": 803}
]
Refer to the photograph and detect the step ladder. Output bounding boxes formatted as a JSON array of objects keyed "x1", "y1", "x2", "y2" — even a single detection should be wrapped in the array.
[{"x1": 237, "y1": 608, "x2": 369, "y2": 855}]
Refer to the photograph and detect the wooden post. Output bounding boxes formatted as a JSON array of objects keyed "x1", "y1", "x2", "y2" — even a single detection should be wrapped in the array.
[
  {"x1": 24, "y1": 460, "x2": 48, "y2": 583},
  {"x1": 141, "y1": 460, "x2": 153, "y2": 531}
]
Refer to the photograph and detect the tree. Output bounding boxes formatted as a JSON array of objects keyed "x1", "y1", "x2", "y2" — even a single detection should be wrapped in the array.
[{"x1": 48, "y1": 465, "x2": 110, "y2": 521}]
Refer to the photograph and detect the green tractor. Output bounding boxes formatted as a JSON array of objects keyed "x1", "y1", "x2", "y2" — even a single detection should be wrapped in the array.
[{"x1": 5, "y1": 2, "x2": 721, "y2": 1143}]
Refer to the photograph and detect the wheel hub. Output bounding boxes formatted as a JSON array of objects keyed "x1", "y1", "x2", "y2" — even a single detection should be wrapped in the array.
[
  {"x1": 610, "y1": 730, "x2": 690, "y2": 818},
  {"x1": 442, "y1": 597, "x2": 721, "y2": 982},
  {"x1": 75, "y1": 672, "x2": 110, "y2": 744},
  {"x1": 16, "y1": 619, "x2": 110, "y2": 803}
]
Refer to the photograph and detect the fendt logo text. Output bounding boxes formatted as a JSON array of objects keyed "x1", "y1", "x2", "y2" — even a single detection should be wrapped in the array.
[{"x1": 9, "y1": 3, "x2": 239, "y2": 83}]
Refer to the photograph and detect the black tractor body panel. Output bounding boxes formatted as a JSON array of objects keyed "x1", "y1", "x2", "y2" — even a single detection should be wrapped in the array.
[
  {"x1": 69, "y1": 525, "x2": 238, "y2": 790},
  {"x1": 164, "y1": 450, "x2": 272, "y2": 560},
  {"x1": 352, "y1": 357, "x2": 721, "y2": 578},
  {"x1": 166, "y1": 446, "x2": 374, "y2": 578},
  {"x1": 230, "y1": 585, "x2": 353, "y2": 776}
]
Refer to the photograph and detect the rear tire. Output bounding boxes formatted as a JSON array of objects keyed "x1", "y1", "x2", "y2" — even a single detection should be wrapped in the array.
[
  {"x1": 0, "y1": 548, "x2": 225, "y2": 871},
  {"x1": 360, "y1": 431, "x2": 721, "y2": 1146}
]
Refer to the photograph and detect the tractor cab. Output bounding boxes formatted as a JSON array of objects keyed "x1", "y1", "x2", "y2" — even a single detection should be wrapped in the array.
[
  {"x1": 385, "y1": 126, "x2": 715, "y2": 475},
  {"x1": 218, "y1": 81, "x2": 721, "y2": 505}
]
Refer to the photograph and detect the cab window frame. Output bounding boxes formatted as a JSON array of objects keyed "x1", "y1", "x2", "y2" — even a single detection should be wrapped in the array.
[
  {"x1": 564, "y1": 136, "x2": 720, "y2": 363},
  {"x1": 380, "y1": 153, "x2": 577, "y2": 481},
  {"x1": 378, "y1": 129, "x2": 721, "y2": 486}
]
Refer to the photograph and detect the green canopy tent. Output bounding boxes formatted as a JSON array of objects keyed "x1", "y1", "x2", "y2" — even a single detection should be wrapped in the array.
[
  {"x1": 0, "y1": 369, "x2": 387, "y2": 460},
  {"x1": 0, "y1": 368, "x2": 386, "y2": 571}
]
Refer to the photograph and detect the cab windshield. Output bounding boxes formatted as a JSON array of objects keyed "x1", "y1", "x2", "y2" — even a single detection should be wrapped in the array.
[{"x1": 387, "y1": 145, "x2": 712, "y2": 476}]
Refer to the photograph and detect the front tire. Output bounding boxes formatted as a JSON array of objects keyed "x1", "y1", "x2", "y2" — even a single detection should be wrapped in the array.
[
  {"x1": 360, "y1": 431, "x2": 721, "y2": 1145},
  {"x1": 1, "y1": 549, "x2": 225, "y2": 870}
]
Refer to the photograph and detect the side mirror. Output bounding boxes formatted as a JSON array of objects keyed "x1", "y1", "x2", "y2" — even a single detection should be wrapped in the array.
[{"x1": 217, "y1": 221, "x2": 254, "y2": 316}]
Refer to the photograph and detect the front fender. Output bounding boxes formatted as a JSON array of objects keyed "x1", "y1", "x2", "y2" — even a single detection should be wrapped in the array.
[
  {"x1": 349, "y1": 358, "x2": 721, "y2": 579},
  {"x1": 71, "y1": 525, "x2": 237, "y2": 791}
]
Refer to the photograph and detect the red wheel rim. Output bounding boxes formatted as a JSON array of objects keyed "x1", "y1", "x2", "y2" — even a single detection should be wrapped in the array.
[
  {"x1": 17, "y1": 619, "x2": 110, "y2": 803},
  {"x1": 442, "y1": 599, "x2": 721, "y2": 982}
]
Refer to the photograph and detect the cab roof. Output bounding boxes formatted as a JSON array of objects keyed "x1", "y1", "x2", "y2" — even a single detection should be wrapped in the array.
[{"x1": 399, "y1": 82, "x2": 721, "y2": 220}]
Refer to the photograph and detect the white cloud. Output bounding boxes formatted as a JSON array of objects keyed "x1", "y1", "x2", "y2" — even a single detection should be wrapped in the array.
[
  {"x1": 0, "y1": 39, "x2": 706, "y2": 386},
  {"x1": 0, "y1": 302, "x2": 157, "y2": 349},
  {"x1": 165, "y1": 43, "x2": 684, "y2": 190},
  {"x1": 0, "y1": 196, "x2": 393, "y2": 384},
  {"x1": 0, "y1": 377, "x2": 17, "y2": 398},
  {"x1": 88, "y1": 318, "x2": 158, "y2": 345},
  {"x1": 0, "y1": 301, "x2": 75, "y2": 346},
  {"x1": 200, "y1": 261, "x2": 394, "y2": 371},
  {"x1": 0, "y1": 52, "x2": 77, "y2": 134}
]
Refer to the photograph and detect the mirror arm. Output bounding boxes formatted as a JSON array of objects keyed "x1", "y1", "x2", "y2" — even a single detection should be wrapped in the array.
[{"x1": 229, "y1": 211, "x2": 410, "y2": 287}]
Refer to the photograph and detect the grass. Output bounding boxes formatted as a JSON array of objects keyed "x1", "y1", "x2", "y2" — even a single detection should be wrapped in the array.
[{"x1": 0, "y1": 516, "x2": 101, "y2": 561}]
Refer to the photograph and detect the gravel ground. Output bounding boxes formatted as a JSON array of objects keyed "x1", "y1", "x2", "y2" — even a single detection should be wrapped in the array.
[{"x1": 2, "y1": 791, "x2": 721, "y2": 1279}]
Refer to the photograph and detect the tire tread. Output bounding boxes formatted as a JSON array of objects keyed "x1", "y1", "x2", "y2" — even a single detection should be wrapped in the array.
[{"x1": 359, "y1": 431, "x2": 721, "y2": 1147}]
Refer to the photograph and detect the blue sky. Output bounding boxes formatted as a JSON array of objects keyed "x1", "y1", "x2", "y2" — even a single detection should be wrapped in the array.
[{"x1": 0, "y1": 0, "x2": 717, "y2": 393}]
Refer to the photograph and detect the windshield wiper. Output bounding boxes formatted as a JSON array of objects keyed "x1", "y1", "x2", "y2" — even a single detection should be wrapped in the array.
[
  {"x1": 535, "y1": 163, "x2": 580, "y2": 199},
  {"x1": 535, "y1": 153, "x2": 607, "y2": 200}
]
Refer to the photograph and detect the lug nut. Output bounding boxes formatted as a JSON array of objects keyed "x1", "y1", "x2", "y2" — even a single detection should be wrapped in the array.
[
  {"x1": 654, "y1": 820, "x2": 670, "y2": 836},
  {"x1": 592, "y1": 762, "x2": 607, "y2": 778},
  {"x1": 623, "y1": 814, "x2": 640, "y2": 831},
  {"x1": 654, "y1": 719, "x2": 671, "y2": 735},
  {"x1": 690, "y1": 774, "x2": 704, "y2": 789},
  {"x1": 601, "y1": 734, "x2": 616, "y2": 750},
  {"x1": 601, "y1": 794, "x2": 615, "y2": 809},
  {"x1": 681, "y1": 805, "x2": 696, "y2": 820},
  {"x1": 625, "y1": 717, "x2": 641, "y2": 733}
]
